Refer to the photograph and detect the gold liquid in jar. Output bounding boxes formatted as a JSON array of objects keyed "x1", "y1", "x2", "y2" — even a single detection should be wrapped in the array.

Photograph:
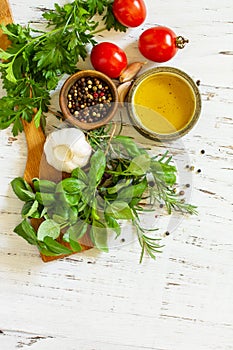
[{"x1": 133, "y1": 72, "x2": 196, "y2": 135}]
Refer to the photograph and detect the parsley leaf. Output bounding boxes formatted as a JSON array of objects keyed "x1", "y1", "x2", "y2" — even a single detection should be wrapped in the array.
[{"x1": 0, "y1": 0, "x2": 127, "y2": 135}]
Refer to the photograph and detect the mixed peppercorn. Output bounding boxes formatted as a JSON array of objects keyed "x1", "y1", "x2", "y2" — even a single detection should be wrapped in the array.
[{"x1": 67, "y1": 76, "x2": 114, "y2": 123}]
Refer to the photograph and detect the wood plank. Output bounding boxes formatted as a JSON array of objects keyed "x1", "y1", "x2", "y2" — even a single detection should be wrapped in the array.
[
  {"x1": 0, "y1": 0, "x2": 13, "y2": 50},
  {"x1": 0, "y1": 0, "x2": 92, "y2": 262},
  {"x1": 0, "y1": 1, "x2": 232, "y2": 349}
]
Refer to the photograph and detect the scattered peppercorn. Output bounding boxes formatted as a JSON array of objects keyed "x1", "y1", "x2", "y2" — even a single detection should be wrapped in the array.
[
  {"x1": 67, "y1": 76, "x2": 114, "y2": 123},
  {"x1": 165, "y1": 231, "x2": 170, "y2": 236},
  {"x1": 189, "y1": 166, "x2": 195, "y2": 171},
  {"x1": 185, "y1": 183, "x2": 190, "y2": 188},
  {"x1": 200, "y1": 149, "x2": 205, "y2": 154},
  {"x1": 179, "y1": 190, "x2": 185, "y2": 196},
  {"x1": 185, "y1": 165, "x2": 189, "y2": 169},
  {"x1": 196, "y1": 79, "x2": 201, "y2": 86},
  {"x1": 159, "y1": 203, "x2": 164, "y2": 208},
  {"x1": 121, "y1": 238, "x2": 125, "y2": 243},
  {"x1": 197, "y1": 169, "x2": 202, "y2": 173}
]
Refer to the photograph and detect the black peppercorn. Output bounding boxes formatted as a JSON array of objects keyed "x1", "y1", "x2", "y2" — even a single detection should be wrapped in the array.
[{"x1": 67, "y1": 76, "x2": 114, "y2": 123}]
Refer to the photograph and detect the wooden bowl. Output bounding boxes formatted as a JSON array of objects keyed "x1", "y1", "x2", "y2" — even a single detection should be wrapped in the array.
[
  {"x1": 59, "y1": 70, "x2": 118, "y2": 130},
  {"x1": 127, "y1": 67, "x2": 201, "y2": 141}
]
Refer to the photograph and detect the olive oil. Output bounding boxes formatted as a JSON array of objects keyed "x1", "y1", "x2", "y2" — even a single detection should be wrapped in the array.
[{"x1": 133, "y1": 73, "x2": 196, "y2": 134}]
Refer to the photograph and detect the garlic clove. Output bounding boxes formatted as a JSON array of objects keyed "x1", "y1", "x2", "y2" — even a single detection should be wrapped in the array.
[
  {"x1": 117, "y1": 80, "x2": 133, "y2": 106},
  {"x1": 53, "y1": 144, "x2": 74, "y2": 162},
  {"x1": 119, "y1": 62, "x2": 147, "y2": 83}
]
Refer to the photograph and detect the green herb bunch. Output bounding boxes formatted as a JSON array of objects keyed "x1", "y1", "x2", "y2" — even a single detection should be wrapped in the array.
[
  {"x1": 11, "y1": 130, "x2": 197, "y2": 262},
  {"x1": 0, "y1": 0, "x2": 126, "y2": 135}
]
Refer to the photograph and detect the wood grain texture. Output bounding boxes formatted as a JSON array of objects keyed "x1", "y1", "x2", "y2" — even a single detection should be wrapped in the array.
[
  {"x1": 0, "y1": 1, "x2": 92, "y2": 262},
  {"x1": 0, "y1": 0, "x2": 233, "y2": 349},
  {"x1": 0, "y1": 0, "x2": 13, "y2": 50}
]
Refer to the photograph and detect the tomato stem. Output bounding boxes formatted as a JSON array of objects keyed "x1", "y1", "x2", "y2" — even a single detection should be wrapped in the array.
[{"x1": 175, "y1": 36, "x2": 189, "y2": 49}]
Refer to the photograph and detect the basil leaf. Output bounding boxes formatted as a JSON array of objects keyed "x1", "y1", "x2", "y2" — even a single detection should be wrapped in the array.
[
  {"x1": 126, "y1": 154, "x2": 151, "y2": 176},
  {"x1": 118, "y1": 178, "x2": 147, "y2": 203},
  {"x1": 37, "y1": 242, "x2": 62, "y2": 257},
  {"x1": 107, "y1": 179, "x2": 131, "y2": 195},
  {"x1": 69, "y1": 239, "x2": 82, "y2": 252},
  {"x1": 61, "y1": 192, "x2": 80, "y2": 207},
  {"x1": 43, "y1": 237, "x2": 72, "y2": 255},
  {"x1": 32, "y1": 178, "x2": 56, "y2": 193},
  {"x1": 113, "y1": 136, "x2": 145, "y2": 157},
  {"x1": 21, "y1": 200, "x2": 39, "y2": 218},
  {"x1": 56, "y1": 178, "x2": 86, "y2": 194},
  {"x1": 105, "y1": 201, "x2": 133, "y2": 220},
  {"x1": 91, "y1": 198, "x2": 100, "y2": 221},
  {"x1": 37, "y1": 219, "x2": 60, "y2": 241},
  {"x1": 14, "y1": 219, "x2": 37, "y2": 245},
  {"x1": 52, "y1": 214, "x2": 66, "y2": 224},
  {"x1": 65, "y1": 221, "x2": 88, "y2": 241},
  {"x1": 105, "y1": 214, "x2": 121, "y2": 237},
  {"x1": 68, "y1": 206, "x2": 78, "y2": 225},
  {"x1": 91, "y1": 221, "x2": 108, "y2": 252},
  {"x1": 52, "y1": 200, "x2": 70, "y2": 221},
  {"x1": 71, "y1": 167, "x2": 88, "y2": 182},
  {"x1": 11, "y1": 177, "x2": 34, "y2": 202},
  {"x1": 35, "y1": 192, "x2": 55, "y2": 206},
  {"x1": 89, "y1": 149, "x2": 106, "y2": 186}
]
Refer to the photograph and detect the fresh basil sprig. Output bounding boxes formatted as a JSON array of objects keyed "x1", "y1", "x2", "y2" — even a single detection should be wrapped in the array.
[{"x1": 11, "y1": 134, "x2": 197, "y2": 261}]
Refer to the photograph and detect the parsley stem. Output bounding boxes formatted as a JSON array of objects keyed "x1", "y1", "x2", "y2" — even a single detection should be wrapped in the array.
[{"x1": 91, "y1": 27, "x2": 108, "y2": 35}]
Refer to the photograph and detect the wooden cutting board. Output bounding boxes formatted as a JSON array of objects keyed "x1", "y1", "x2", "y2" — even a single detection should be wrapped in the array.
[{"x1": 0, "y1": 0, "x2": 92, "y2": 261}]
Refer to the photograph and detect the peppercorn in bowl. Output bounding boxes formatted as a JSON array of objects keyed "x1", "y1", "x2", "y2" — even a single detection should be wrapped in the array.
[{"x1": 59, "y1": 70, "x2": 118, "y2": 130}]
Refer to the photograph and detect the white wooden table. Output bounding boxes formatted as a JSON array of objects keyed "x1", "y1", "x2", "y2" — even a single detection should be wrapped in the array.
[{"x1": 0, "y1": 1, "x2": 232, "y2": 349}]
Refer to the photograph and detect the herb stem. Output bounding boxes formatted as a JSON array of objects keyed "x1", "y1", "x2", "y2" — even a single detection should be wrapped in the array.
[{"x1": 91, "y1": 27, "x2": 107, "y2": 35}]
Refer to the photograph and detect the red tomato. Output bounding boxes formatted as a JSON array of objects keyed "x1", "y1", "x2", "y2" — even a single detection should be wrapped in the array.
[
  {"x1": 90, "y1": 42, "x2": 127, "y2": 78},
  {"x1": 138, "y1": 26, "x2": 188, "y2": 63},
  {"x1": 112, "y1": 0, "x2": 146, "y2": 28}
]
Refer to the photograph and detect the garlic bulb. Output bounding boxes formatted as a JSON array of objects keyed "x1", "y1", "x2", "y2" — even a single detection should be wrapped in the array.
[{"x1": 44, "y1": 128, "x2": 92, "y2": 173}]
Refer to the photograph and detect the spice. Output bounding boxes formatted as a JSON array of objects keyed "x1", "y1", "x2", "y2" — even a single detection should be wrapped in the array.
[
  {"x1": 185, "y1": 183, "x2": 190, "y2": 188},
  {"x1": 197, "y1": 169, "x2": 202, "y2": 173},
  {"x1": 119, "y1": 61, "x2": 147, "y2": 83},
  {"x1": 117, "y1": 80, "x2": 133, "y2": 106},
  {"x1": 67, "y1": 76, "x2": 114, "y2": 123},
  {"x1": 200, "y1": 149, "x2": 205, "y2": 154},
  {"x1": 179, "y1": 190, "x2": 185, "y2": 196}
]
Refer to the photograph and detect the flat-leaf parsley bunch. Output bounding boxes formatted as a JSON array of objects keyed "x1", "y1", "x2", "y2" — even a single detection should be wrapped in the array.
[{"x1": 0, "y1": 0, "x2": 126, "y2": 135}]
